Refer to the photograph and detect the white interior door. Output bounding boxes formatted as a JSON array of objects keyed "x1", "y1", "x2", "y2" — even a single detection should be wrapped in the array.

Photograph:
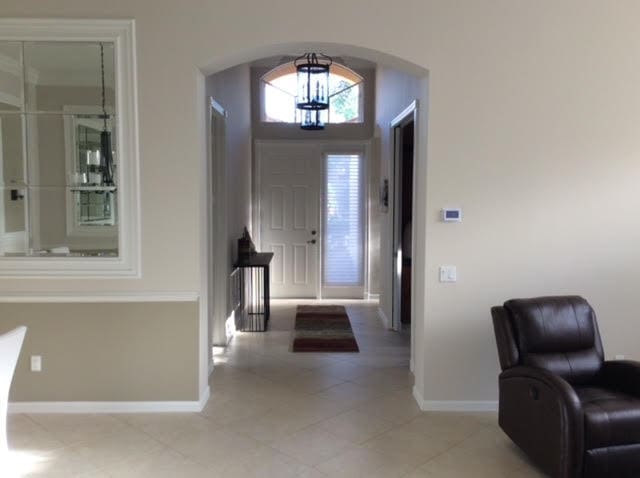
[{"x1": 259, "y1": 142, "x2": 320, "y2": 298}]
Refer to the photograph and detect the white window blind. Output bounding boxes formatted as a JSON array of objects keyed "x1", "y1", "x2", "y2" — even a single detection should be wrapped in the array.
[{"x1": 324, "y1": 154, "x2": 363, "y2": 286}]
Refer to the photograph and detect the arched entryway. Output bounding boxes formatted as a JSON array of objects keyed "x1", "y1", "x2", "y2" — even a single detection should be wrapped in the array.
[{"x1": 196, "y1": 42, "x2": 430, "y2": 404}]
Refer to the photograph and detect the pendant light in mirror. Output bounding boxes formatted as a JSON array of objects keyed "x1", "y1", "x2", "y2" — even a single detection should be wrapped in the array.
[{"x1": 99, "y1": 42, "x2": 114, "y2": 186}]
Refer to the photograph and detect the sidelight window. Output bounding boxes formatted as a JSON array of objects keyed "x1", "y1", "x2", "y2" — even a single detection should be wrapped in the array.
[{"x1": 323, "y1": 154, "x2": 363, "y2": 287}]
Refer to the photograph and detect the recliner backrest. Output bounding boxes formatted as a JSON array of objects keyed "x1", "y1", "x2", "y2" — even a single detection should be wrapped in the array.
[{"x1": 499, "y1": 296, "x2": 604, "y2": 384}]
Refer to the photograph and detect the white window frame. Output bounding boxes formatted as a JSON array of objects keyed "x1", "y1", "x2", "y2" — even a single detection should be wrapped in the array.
[{"x1": 0, "y1": 19, "x2": 140, "y2": 277}]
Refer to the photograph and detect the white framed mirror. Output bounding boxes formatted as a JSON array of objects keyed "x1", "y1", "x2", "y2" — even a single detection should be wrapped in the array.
[{"x1": 0, "y1": 19, "x2": 139, "y2": 277}]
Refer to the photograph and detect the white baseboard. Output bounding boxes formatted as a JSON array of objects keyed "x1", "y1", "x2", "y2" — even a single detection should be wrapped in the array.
[
  {"x1": 412, "y1": 385, "x2": 425, "y2": 409},
  {"x1": 412, "y1": 386, "x2": 498, "y2": 412},
  {"x1": 199, "y1": 385, "x2": 210, "y2": 410},
  {"x1": 377, "y1": 307, "x2": 391, "y2": 329},
  {"x1": 9, "y1": 386, "x2": 211, "y2": 414}
]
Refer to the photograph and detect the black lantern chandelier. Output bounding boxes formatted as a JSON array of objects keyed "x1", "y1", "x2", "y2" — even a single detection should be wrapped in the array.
[
  {"x1": 301, "y1": 110, "x2": 324, "y2": 130},
  {"x1": 295, "y1": 52, "x2": 332, "y2": 130},
  {"x1": 99, "y1": 43, "x2": 114, "y2": 186}
]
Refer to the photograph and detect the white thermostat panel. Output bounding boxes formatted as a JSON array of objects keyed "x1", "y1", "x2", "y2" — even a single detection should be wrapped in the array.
[{"x1": 442, "y1": 208, "x2": 462, "y2": 222}]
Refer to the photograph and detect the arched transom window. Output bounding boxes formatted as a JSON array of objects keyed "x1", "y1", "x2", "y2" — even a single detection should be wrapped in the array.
[{"x1": 262, "y1": 62, "x2": 363, "y2": 124}]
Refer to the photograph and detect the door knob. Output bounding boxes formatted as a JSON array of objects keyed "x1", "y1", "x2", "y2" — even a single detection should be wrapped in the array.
[{"x1": 307, "y1": 239, "x2": 317, "y2": 244}]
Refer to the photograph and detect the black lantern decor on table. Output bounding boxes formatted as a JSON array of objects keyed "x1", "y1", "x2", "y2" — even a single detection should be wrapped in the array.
[{"x1": 295, "y1": 52, "x2": 332, "y2": 130}]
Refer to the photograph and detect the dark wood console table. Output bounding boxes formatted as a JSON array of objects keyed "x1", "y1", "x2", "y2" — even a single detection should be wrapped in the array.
[{"x1": 233, "y1": 252, "x2": 274, "y2": 331}]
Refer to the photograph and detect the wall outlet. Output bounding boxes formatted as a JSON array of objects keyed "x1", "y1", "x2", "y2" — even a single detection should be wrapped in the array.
[{"x1": 30, "y1": 355, "x2": 42, "y2": 372}]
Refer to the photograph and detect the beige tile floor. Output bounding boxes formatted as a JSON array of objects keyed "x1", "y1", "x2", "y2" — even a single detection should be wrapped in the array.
[{"x1": 5, "y1": 300, "x2": 546, "y2": 477}]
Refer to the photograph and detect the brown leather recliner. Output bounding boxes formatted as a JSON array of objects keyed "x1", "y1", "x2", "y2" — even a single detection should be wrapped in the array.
[{"x1": 492, "y1": 296, "x2": 640, "y2": 478}]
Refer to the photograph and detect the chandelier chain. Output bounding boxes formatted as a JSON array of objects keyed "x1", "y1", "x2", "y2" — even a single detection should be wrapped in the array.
[{"x1": 100, "y1": 42, "x2": 107, "y2": 130}]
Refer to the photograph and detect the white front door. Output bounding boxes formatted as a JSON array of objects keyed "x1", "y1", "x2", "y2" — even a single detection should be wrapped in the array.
[{"x1": 258, "y1": 142, "x2": 320, "y2": 298}]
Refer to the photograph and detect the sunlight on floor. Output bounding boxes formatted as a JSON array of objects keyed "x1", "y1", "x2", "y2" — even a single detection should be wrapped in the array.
[
  {"x1": 212, "y1": 345, "x2": 228, "y2": 365},
  {"x1": 2, "y1": 450, "x2": 52, "y2": 478}
]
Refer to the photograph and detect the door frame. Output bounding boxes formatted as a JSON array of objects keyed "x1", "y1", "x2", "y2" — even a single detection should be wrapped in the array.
[
  {"x1": 390, "y1": 101, "x2": 418, "y2": 333},
  {"x1": 254, "y1": 139, "x2": 371, "y2": 299},
  {"x1": 207, "y1": 97, "x2": 229, "y2": 351}
]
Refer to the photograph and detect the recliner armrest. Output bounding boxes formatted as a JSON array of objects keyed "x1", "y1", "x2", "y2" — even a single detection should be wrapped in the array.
[
  {"x1": 501, "y1": 366, "x2": 582, "y2": 410},
  {"x1": 499, "y1": 366, "x2": 583, "y2": 478},
  {"x1": 600, "y1": 360, "x2": 640, "y2": 397}
]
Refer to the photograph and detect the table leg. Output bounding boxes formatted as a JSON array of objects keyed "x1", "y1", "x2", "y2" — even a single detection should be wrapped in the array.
[{"x1": 264, "y1": 265, "x2": 270, "y2": 323}]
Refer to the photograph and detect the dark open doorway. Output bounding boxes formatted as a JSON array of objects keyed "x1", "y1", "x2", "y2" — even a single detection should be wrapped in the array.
[
  {"x1": 391, "y1": 102, "x2": 417, "y2": 332},
  {"x1": 399, "y1": 121, "x2": 414, "y2": 326}
]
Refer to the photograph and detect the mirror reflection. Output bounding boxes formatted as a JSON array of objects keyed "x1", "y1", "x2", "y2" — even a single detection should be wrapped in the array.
[{"x1": 0, "y1": 41, "x2": 118, "y2": 257}]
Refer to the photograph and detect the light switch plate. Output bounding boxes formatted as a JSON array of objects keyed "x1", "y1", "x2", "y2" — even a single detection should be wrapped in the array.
[
  {"x1": 31, "y1": 355, "x2": 42, "y2": 372},
  {"x1": 439, "y1": 265, "x2": 457, "y2": 282}
]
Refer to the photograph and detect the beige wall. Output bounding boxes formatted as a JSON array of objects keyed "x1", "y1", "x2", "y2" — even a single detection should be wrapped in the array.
[
  {"x1": 0, "y1": 301, "x2": 199, "y2": 401},
  {"x1": 419, "y1": 3, "x2": 640, "y2": 401},
  {"x1": 206, "y1": 65, "x2": 252, "y2": 272},
  {"x1": 1, "y1": 115, "x2": 25, "y2": 233},
  {"x1": 0, "y1": 69, "x2": 21, "y2": 110},
  {"x1": 1, "y1": 1, "x2": 639, "y2": 404},
  {"x1": 0, "y1": 57, "x2": 24, "y2": 234},
  {"x1": 205, "y1": 64, "x2": 252, "y2": 344}
]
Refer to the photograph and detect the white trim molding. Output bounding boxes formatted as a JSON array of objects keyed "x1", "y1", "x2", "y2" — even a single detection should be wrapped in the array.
[
  {"x1": 9, "y1": 386, "x2": 211, "y2": 414},
  {"x1": 390, "y1": 100, "x2": 418, "y2": 129},
  {"x1": 0, "y1": 19, "x2": 141, "y2": 278},
  {"x1": 412, "y1": 386, "x2": 498, "y2": 412}
]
